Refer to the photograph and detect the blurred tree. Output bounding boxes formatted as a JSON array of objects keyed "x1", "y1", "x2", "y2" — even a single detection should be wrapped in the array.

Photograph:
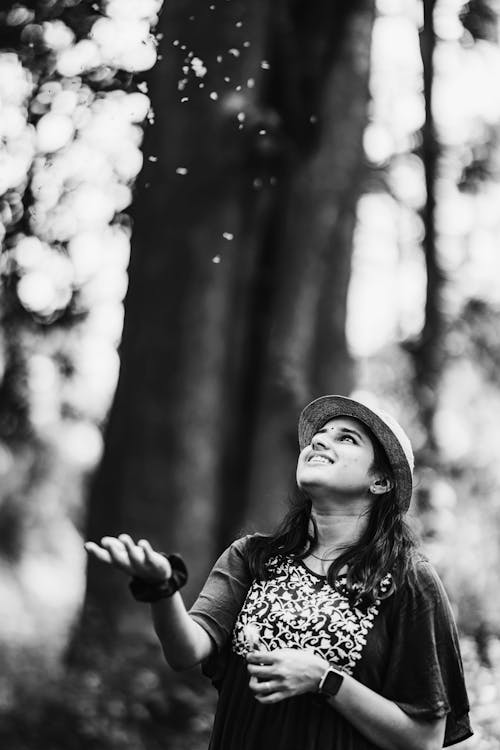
[
  {"x1": 80, "y1": 0, "x2": 376, "y2": 644},
  {"x1": 0, "y1": 0, "x2": 164, "y2": 652},
  {"x1": 411, "y1": 0, "x2": 441, "y2": 450}
]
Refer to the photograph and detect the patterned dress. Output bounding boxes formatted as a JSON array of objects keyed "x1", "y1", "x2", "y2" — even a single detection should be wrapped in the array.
[{"x1": 190, "y1": 536, "x2": 472, "y2": 750}]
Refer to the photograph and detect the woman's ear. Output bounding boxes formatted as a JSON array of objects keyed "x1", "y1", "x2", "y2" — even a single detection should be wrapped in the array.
[{"x1": 369, "y1": 475, "x2": 394, "y2": 495}]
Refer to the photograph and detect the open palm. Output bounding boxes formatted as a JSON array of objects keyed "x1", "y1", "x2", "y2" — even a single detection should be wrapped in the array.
[{"x1": 84, "y1": 534, "x2": 171, "y2": 583}]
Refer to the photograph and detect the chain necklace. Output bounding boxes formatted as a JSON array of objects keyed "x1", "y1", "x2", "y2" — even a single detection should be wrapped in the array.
[{"x1": 308, "y1": 550, "x2": 343, "y2": 562}]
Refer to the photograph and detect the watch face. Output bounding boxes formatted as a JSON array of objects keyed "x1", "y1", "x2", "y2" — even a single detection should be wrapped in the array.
[{"x1": 322, "y1": 669, "x2": 344, "y2": 697}]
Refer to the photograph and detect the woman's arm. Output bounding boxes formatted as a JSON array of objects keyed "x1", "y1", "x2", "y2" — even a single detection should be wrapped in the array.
[
  {"x1": 84, "y1": 534, "x2": 214, "y2": 671},
  {"x1": 327, "y1": 670, "x2": 446, "y2": 750},
  {"x1": 247, "y1": 649, "x2": 446, "y2": 750},
  {"x1": 149, "y1": 593, "x2": 213, "y2": 670}
]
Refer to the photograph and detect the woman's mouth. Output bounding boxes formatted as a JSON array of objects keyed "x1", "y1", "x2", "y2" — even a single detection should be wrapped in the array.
[{"x1": 307, "y1": 454, "x2": 333, "y2": 465}]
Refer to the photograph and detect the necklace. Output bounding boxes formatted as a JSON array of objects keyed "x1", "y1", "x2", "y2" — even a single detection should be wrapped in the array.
[{"x1": 308, "y1": 550, "x2": 342, "y2": 562}]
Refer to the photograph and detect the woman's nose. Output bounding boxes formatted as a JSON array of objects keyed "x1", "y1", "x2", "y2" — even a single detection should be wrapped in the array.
[{"x1": 311, "y1": 433, "x2": 329, "y2": 450}]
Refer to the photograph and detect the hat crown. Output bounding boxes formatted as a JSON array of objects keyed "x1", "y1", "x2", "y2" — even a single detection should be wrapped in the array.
[{"x1": 367, "y1": 405, "x2": 414, "y2": 474}]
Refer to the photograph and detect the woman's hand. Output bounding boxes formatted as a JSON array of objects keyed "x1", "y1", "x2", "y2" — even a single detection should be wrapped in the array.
[
  {"x1": 84, "y1": 534, "x2": 171, "y2": 583},
  {"x1": 246, "y1": 648, "x2": 329, "y2": 703}
]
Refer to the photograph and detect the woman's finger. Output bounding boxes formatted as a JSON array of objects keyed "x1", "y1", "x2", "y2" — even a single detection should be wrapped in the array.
[
  {"x1": 138, "y1": 540, "x2": 172, "y2": 579},
  {"x1": 247, "y1": 651, "x2": 275, "y2": 665},
  {"x1": 249, "y1": 677, "x2": 281, "y2": 695},
  {"x1": 100, "y1": 537, "x2": 133, "y2": 573},
  {"x1": 255, "y1": 692, "x2": 286, "y2": 704},
  {"x1": 247, "y1": 664, "x2": 275, "y2": 678},
  {"x1": 84, "y1": 542, "x2": 112, "y2": 564},
  {"x1": 118, "y1": 534, "x2": 146, "y2": 569}
]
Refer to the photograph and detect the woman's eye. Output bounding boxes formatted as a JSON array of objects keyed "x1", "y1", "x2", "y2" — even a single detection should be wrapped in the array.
[{"x1": 340, "y1": 435, "x2": 355, "y2": 443}]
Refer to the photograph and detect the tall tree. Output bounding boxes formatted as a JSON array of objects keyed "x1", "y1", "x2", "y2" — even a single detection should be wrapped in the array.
[{"x1": 80, "y1": 0, "x2": 376, "y2": 644}]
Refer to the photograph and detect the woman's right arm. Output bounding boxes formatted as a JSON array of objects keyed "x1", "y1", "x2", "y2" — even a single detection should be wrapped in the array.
[
  {"x1": 84, "y1": 534, "x2": 214, "y2": 671},
  {"x1": 149, "y1": 592, "x2": 213, "y2": 670}
]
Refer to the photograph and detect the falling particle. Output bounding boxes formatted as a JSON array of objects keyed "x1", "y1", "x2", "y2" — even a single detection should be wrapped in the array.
[
  {"x1": 310, "y1": 114, "x2": 318, "y2": 124},
  {"x1": 235, "y1": 21, "x2": 242, "y2": 27},
  {"x1": 145, "y1": 182, "x2": 151, "y2": 188},
  {"x1": 158, "y1": 55, "x2": 163, "y2": 61},
  {"x1": 224, "y1": 76, "x2": 231, "y2": 82},
  {"x1": 210, "y1": 91, "x2": 218, "y2": 100},
  {"x1": 228, "y1": 48, "x2": 240, "y2": 57},
  {"x1": 253, "y1": 177, "x2": 263, "y2": 189},
  {"x1": 180, "y1": 45, "x2": 187, "y2": 50},
  {"x1": 212, "y1": 255, "x2": 221, "y2": 263},
  {"x1": 236, "y1": 85, "x2": 242, "y2": 91},
  {"x1": 247, "y1": 78, "x2": 255, "y2": 88},
  {"x1": 189, "y1": 15, "x2": 195, "y2": 20},
  {"x1": 238, "y1": 124, "x2": 244, "y2": 130},
  {"x1": 191, "y1": 56, "x2": 207, "y2": 77},
  {"x1": 182, "y1": 65, "x2": 189, "y2": 74},
  {"x1": 187, "y1": 51, "x2": 194, "y2": 58},
  {"x1": 259, "y1": 129, "x2": 267, "y2": 135},
  {"x1": 178, "y1": 79, "x2": 187, "y2": 90},
  {"x1": 270, "y1": 177, "x2": 277, "y2": 185},
  {"x1": 157, "y1": 33, "x2": 164, "y2": 40},
  {"x1": 137, "y1": 81, "x2": 149, "y2": 93},
  {"x1": 173, "y1": 40, "x2": 179, "y2": 46},
  {"x1": 181, "y1": 97, "x2": 189, "y2": 102},
  {"x1": 209, "y1": 4, "x2": 215, "y2": 8},
  {"x1": 243, "y1": 41, "x2": 251, "y2": 48},
  {"x1": 148, "y1": 155, "x2": 158, "y2": 162},
  {"x1": 261, "y1": 60, "x2": 270, "y2": 69},
  {"x1": 199, "y1": 82, "x2": 205, "y2": 88},
  {"x1": 176, "y1": 167, "x2": 188, "y2": 175},
  {"x1": 217, "y1": 55, "x2": 223, "y2": 63},
  {"x1": 222, "y1": 232, "x2": 234, "y2": 240},
  {"x1": 237, "y1": 112, "x2": 246, "y2": 122}
]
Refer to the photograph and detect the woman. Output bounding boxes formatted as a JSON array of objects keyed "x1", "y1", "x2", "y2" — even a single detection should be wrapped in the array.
[{"x1": 85, "y1": 395, "x2": 472, "y2": 750}]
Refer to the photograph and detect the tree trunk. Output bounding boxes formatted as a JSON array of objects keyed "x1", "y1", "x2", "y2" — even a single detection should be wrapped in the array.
[
  {"x1": 242, "y1": 1, "x2": 375, "y2": 532},
  {"x1": 78, "y1": 0, "x2": 375, "y2": 648},
  {"x1": 412, "y1": 0, "x2": 443, "y2": 452}
]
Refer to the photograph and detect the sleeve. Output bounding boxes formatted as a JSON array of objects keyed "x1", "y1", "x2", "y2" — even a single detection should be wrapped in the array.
[
  {"x1": 189, "y1": 535, "x2": 253, "y2": 654},
  {"x1": 382, "y1": 560, "x2": 473, "y2": 747}
]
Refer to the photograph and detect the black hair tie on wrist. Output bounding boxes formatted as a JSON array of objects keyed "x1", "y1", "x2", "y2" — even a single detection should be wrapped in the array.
[{"x1": 129, "y1": 553, "x2": 188, "y2": 602}]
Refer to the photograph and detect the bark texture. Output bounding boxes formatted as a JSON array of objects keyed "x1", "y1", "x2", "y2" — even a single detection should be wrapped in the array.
[{"x1": 79, "y1": 0, "x2": 376, "y2": 645}]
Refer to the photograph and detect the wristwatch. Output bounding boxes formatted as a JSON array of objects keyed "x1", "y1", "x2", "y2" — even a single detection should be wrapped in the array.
[{"x1": 317, "y1": 666, "x2": 344, "y2": 698}]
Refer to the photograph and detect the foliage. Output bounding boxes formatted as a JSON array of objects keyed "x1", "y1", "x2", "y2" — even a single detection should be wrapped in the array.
[
  {"x1": 0, "y1": 0, "x2": 162, "y2": 451},
  {"x1": 0, "y1": 0, "x2": 163, "y2": 635},
  {"x1": 0, "y1": 638, "x2": 216, "y2": 750}
]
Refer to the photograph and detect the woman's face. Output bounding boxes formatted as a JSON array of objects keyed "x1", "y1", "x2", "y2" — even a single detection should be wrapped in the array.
[{"x1": 296, "y1": 416, "x2": 378, "y2": 500}]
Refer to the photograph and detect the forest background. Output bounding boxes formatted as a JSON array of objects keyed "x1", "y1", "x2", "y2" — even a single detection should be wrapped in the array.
[{"x1": 1, "y1": 0, "x2": 500, "y2": 748}]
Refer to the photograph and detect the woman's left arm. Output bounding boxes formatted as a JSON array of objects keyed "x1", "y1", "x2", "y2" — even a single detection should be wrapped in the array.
[{"x1": 247, "y1": 649, "x2": 446, "y2": 750}]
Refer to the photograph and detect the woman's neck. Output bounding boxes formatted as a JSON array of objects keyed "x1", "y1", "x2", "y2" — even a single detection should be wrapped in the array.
[{"x1": 310, "y1": 504, "x2": 370, "y2": 553}]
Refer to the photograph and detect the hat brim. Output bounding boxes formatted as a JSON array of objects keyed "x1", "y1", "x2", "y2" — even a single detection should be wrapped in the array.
[{"x1": 298, "y1": 395, "x2": 413, "y2": 511}]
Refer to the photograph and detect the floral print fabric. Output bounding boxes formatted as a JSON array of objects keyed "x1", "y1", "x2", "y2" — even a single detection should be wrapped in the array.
[{"x1": 232, "y1": 556, "x2": 392, "y2": 675}]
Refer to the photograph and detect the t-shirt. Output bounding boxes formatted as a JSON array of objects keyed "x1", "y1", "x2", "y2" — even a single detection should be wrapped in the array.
[{"x1": 189, "y1": 535, "x2": 472, "y2": 750}]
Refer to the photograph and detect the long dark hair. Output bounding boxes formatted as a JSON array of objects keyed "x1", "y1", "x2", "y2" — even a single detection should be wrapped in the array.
[{"x1": 246, "y1": 427, "x2": 418, "y2": 606}]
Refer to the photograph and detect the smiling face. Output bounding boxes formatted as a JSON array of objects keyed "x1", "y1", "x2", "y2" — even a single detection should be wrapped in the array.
[{"x1": 296, "y1": 416, "x2": 383, "y2": 503}]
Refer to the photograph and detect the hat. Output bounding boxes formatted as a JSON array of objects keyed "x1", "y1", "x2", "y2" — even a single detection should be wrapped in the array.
[{"x1": 298, "y1": 395, "x2": 414, "y2": 511}]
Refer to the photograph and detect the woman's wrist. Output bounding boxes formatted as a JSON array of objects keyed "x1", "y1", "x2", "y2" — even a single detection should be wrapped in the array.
[
  {"x1": 317, "y1": 664, "x2": 345, "y2": 698},
  {"x1": 129, "y1": 553, "x2": 188, "y2": 602}
]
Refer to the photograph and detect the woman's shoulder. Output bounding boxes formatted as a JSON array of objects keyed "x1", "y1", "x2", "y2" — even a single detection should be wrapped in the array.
[
  {"x1": 396, "y1": 554, "x2": 454, "y2": 612},
  {"x1": 410, "y1": 554, "x2": 448, "y2": 589},
  {"x1": 225, "y1": 532, "x2": 270, "y2": 558}
]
